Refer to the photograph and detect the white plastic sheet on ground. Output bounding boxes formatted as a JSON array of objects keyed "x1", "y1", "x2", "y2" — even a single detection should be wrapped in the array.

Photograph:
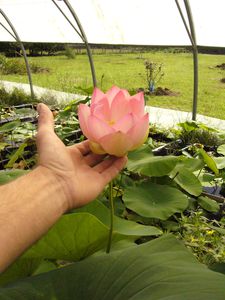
[{"x1": 0, "y1": 0, "x2": 224, "y2": 46}]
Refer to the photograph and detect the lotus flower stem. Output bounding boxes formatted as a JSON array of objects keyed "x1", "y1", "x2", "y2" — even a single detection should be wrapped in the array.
[{"x1": 106, "y1": 181, "x2": 114, "y2": 253}]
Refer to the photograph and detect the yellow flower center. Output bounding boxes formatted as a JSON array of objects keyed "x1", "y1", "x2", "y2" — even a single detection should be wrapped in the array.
[{"x1": 108, "y1": 120, "x2": 115, "y2": 126}]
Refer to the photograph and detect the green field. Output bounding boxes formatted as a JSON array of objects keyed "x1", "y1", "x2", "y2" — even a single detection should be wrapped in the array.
[{"x1": 1, "y1": 51, "x2": 225, "y2": 119}]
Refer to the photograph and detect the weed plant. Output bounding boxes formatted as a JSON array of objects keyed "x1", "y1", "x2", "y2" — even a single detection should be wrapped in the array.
[
  {"x1": 180, "y1": 129, "x2": 222, "y2": 147},
  {"x1": 0, "y1": 86, "x2": 60, "y2": 107},
  {"x1": 176, "y1": 121, "x2": 224, "y2": 147},
  {"x1": 0, "y1": 86, "x2": 34, "y2": 105},
  {"x1": 176, "y1": 211, "x2": 225, "y2": 265}
]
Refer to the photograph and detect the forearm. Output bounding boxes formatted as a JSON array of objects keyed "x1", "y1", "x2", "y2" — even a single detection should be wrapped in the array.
[{"x1": 0, "y1": 166, "x2": 68, "y2": 272}]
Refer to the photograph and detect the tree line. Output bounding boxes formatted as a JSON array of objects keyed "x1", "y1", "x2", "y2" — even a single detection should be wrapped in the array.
[{"x1": 0, "y1": 41, "x2": 224, "y2": 57}]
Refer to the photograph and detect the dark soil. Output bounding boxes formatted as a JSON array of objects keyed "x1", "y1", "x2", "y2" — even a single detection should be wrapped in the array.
[
  {"x1": 143, "y1": 87, "x2": 180, "y2": 96},
  {"x1": 220, "y1": 78, "x2": 225, "y2": 83},
  {"x1": 216, "y1": 63, "x2": 225, "y2": 70},
  {"x1": 154, "y1": 87, "x2": 180, "y2": 96}
]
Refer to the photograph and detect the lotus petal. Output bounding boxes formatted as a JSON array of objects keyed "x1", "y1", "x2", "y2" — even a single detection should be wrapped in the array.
[
  {"x1": 91, "y1": 87, "x2": 105, "y2": 104},
  {"x1": 91, "y1": 97, "x2": 111, "y2": 122},
  {"x1": 99, "y1": 131, "x2": 133, "y2": 157},
  {"x1": 106, "y1": 86, "x2": 121, "y2": 105},
  {"x1": 130, "y1": 92, "x2": 145, "y2": 117},
  {"x1": 78, "y1": 104, "x2": 91, "y2": 138},
  {"x1": 89, "y1": 141, "x2": 106, "y2": 154},
  {"x1": 87, "y1": 115, "x2": 115, "y2": 141},
  {"x1": 111, "y1": 91, "x2": 131, "y2": 122},
  {"x1": 113, "y1": 113, "x2": 135, "y2": 133},
  {"x1": 128, "y1": 113, "x2": 149, "y2": 149}
]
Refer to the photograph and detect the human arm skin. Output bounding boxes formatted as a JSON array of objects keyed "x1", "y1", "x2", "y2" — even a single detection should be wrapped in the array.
[{"x1": 0, "y1": 104, "x2": 127, "y2": 272}]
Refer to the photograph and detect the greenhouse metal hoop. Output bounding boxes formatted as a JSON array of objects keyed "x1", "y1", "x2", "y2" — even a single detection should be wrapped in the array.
[
  {"x1": 52, "y1": 0, "x2": 97, "y2": 87},
  {"x1": 0, "y1": 8, "x2": 35, "y2": 99},
  {"x1": 0, "y1": 0, "x2": 198, "y2": 119},
  {"x1": 175, "y1": 0, "x2": 198, "y2": 121}
]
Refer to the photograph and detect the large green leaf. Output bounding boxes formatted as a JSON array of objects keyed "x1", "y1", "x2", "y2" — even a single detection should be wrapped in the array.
[
  {"x1": 197, "y1": 196, "x2": 220, "y2": 212},
  {"x1": 0, "y1": 214, "x2": 110, "y2": 286},
  {"x1": 198, "y1": 148, "x2": 219, "y2": 175},
  {"x1": 176, "y1": 157, "x2": 204, "y2": 172},
  {"x1": 0, "y1": 120, "x2": 21, "y2": 133},
  {"x1": 217, "y1": 144, "x2": 225, "y2": 156},
  {"x1": 214, "y1": 157, "x2": 225, "y2": 170},
  {"x1": 0, "y1": 142, "x2": 9, "y2": 151},
  {"x1": 75, "y1": 200, "x2": 162, "y2": 236},
  {"x1": 178, "y1": 120, "x2": 199, "y2": 131},
  {"x1": 170, "y1": 166, "x2": 202, "y2": 196},
  {"x1": 198, "y1": 172, "x2": 215, "y2": 186},
  {"x1": 210, "y1": 263, "x2": 225, "y2": 275},
  {"x1": 23, "y1": 210, "x2": 160, "y2": 261},
  {"x1": 123, "y1": 181, "x2": 188, "y2": 220},
  {"x1": 0, "y1": 258, "x2": 41, "y2": 287},
  {"x1": 22, "y1": 213, "x2": 112, "y2": 261},
  {"x1": 0, "y1": 170, "x2": 29, "y2": 185},
  {"x1": 0, "y1": 207, "x2": 161, "y2": 286},
  {"x1": 31, "y1": 260, "x2": 57, "y2": 276},
  {"x1": 128, "y1": 145, "x2": 179, "y2": 176},
  {"x1": 0, "y1": 235, "x2": 225, "y2": 300}
]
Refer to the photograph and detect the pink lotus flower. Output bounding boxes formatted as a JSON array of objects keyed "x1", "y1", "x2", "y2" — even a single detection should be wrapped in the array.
[{"x1": 78, "y1": 86, "x2": 149, "y2": 157}]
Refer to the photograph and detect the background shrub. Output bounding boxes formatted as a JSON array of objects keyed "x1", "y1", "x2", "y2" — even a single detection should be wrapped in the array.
[
  {"x1": 0, "y1": 55, "x2": 49, "y2": 75},
  {"x1": 64, "y1": 45, "x2": 76, "y2": 59},
  {"x1": 0, "y1": 86, "x2": 35, "y2": 105}
]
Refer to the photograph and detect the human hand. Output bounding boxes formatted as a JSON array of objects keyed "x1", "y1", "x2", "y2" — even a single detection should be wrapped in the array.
[{"x1": 36, "y1": 103, "x2": 127, "y2": 211}]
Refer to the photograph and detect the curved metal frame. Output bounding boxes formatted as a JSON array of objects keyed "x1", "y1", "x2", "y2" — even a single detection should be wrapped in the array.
[
  {"x1": 52, "y1": 0, "x2": 97, "y2": 87},
  {"x1": 0, "y1": 9, "x2": 35, "y2": 99},
  {"x1": 0, "y1": 1, "x2": 198, "y2": 114},
  {"x1": 175, "y1": 0, "x2": 198, "y2": 121}
]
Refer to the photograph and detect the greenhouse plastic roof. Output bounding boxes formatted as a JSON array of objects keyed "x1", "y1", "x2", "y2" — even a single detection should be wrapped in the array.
[{"x1": 0, "y1": 0, "x2": 225, "y2": 46}]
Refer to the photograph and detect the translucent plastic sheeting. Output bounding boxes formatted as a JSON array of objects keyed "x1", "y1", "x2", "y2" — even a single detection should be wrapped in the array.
[{"x1": 0, "y1": 0, "x2": 224, "y2": 46}]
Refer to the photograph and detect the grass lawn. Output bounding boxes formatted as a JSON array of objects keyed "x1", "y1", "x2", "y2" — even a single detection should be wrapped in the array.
[{"x1": 0, "y1": 51, "x2": 225, "y2": 119}]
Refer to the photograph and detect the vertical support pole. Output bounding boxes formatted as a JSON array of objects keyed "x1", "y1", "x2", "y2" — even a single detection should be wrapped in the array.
[
  {"x1": 51, "y1": 0, "x2": 83, "y2": 41},
  {"x1": 53, "y1": 0, "x2": 97, "y2": 87},
  {"x1": 0, "y1": 9, "x2": 35, "y2": 99},
  {"x1": 184, "y1": 0, "x2": 198, "y2": 121},
  {"x1": 175, "y1": 0, "x2": 198, "y2": 120}
]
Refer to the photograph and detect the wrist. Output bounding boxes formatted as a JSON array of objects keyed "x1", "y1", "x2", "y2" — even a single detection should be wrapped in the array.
[
  {"x1": 0, "y1": 165, "x2": 70, "y2": 271},
  {"x1": 31, "y1": 166, "x2": 70, "y2": 214}
]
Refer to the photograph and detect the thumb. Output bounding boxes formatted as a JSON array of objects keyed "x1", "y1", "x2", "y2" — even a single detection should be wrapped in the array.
[
  {"x1": 36, "y1": 103, "x2": 56, "y2": 156},
  {"x1": 37, "y1": 103, "x2": 54, "y2": 132}
]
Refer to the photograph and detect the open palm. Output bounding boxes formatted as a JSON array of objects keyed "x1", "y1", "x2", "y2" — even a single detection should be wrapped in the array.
[{"x1": 36, "y1": 103, "x2": 127, "y2": 210}]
